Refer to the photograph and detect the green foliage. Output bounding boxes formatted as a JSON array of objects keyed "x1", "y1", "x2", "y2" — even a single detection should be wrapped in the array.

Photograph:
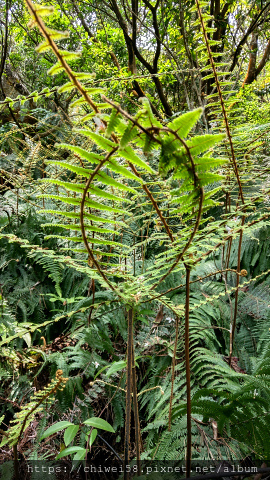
[
  {"x1": 40, "y1": 416, "x2": 114, "y2": 461},
  {"x1": 1, "y1": 0, "x2": 270, "y2": 469},
  {"x1": 0, "y1": 370, "x2": 67, "y2": 448}
]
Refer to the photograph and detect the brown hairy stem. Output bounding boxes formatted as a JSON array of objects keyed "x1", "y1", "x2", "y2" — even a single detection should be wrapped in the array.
[
  {"x1": 184, "y1": 266, "x2": 192, "y2": 478},
  {"x1": 13, "y1": 444, "x2": 19, "y2": 480},
  {"x1": 168, "y1": 315, "x2": 179, "y2": 431},
  {"x1": 131, "y1": 343, "x2": 142, "y2": 474},
  {"x1": 124, "y1": 309, "x2": 134, "y2": 480},
  {"x1": 229, "y1": 220, "x2": 244, "y2": 366}
]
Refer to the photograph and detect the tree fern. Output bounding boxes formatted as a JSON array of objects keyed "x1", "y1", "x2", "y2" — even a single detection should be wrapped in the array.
[{"x1": 1, "y1": 0, "x2": 269, "y2": 470}]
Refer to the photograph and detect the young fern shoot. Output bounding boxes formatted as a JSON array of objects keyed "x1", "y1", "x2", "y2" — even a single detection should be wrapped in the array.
[{"x1": 24, "y1": 1, "x2": 230, "y2": 473}]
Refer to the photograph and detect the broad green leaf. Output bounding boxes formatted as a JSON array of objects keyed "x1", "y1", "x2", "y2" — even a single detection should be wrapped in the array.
[
  {"x1": 84, "y1": 429, "x2": 98, "y2": 444},
  {"x1": 22, "y1": 332, "x2": 31, "y2": 348},
  {"x1": 90, "y1": 429, "x2": 98, "y2": 446},
  {"x1": 83, "y1": 418, "x2": 115, "y2": 433},
  {"x1": 94, "y1": 365, "x2": 110, "y2": 380},
  {"x1": 28, "y1": 91, "x2": 39, "y2": 98},
  {"x1": 204, "y1": 187, "x2": 221, "y2": 199},
  {"x1": 64, "y1": 425, "x2": 80, "y2": 446},
  {"x1": 73, "y1": 449, "x2": 87, "y2": 461},
  {"x1": 40, "y1": 87, "x2": 51, "y2": 94},
  {"x1": 55, "y1": 446, "x2": 86, "y2": 460},
  {"x1": 41, "y1": 421, "x2": 74, "y2": 440},
  {"x1": 106, "y1": 360, "x2": 127, "y2": 377},
  {"x1": 95, "y1": 102, "x2": 113, "y2": 110},
  {"x1": 3, "y1": 97, "x2": 13, "y2": 104}
]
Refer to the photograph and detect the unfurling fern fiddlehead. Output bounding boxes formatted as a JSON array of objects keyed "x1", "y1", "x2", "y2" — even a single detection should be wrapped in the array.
[{"x1": 22, "y1": 1, "x2": 236, "y2": 475}]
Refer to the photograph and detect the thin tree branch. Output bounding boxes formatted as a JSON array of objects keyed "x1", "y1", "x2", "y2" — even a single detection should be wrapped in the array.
[
  {"x1": 229, "y1": 2, "x2": 270, "y2": 72},
  {"x1": 242, "y1": 31, "x2": 258, "y2": 85}
]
